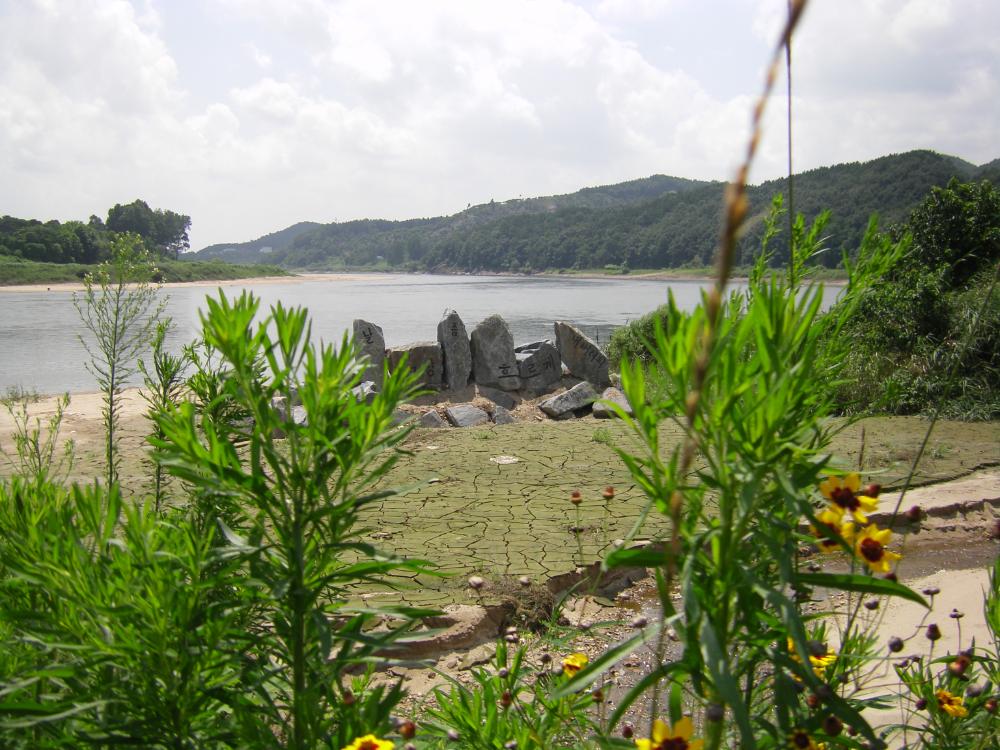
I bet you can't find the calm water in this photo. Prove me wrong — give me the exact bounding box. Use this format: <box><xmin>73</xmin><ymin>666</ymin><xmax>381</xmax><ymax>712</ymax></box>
<box><xmin>0</xmin><ymin>273</ymin><xmax>776</xmax><ymax>395</ymax></box>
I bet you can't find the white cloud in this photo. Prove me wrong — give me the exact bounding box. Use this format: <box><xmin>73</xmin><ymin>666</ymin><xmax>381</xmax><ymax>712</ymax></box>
<box><xmin>0</xmin><ymin>0</ymin><xmax>997</xmax><ymax>250</ymax></box>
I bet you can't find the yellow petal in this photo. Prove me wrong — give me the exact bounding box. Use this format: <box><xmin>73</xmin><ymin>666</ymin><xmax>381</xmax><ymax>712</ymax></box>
<box><xmin>845</xmin><ymin>473</ymin><xmax>860</xmax><ymax>492</ymax></box>
<box><xmin>651</xmin><ymin>718</ymin><xmax>671</xmax><ymax>742</ymax></box>
<box><xmin>818</xmin><ymin>477</ymin><xmax>837</xmax><ymax>499</ymax></box>
<box><xmin>673</xmin><ymin>716</ymin><xmax>694</xmax><ymax>740</ymax></box>
<box><xmin>634</xmin><ymin>741</ymin><xmax>653</xmax><ymax>750</ymax></box>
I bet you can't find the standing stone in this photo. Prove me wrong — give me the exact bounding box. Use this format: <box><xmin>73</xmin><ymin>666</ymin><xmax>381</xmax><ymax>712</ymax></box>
<box><xmin>514</xmin><ymin>340</ymin><xmax>562</xmax><ymax>394</ymax></box>
<box><xmin>554</xmin><ymin>321</ymin><xmax>610</xmax><ymax>388</ymax></box>
<box><xmin>437</xmin><ymin>309</ymin><xmax>473</xmax><ymax>391</ymax></box>
<box><xmin>592</xmin><ymin>386</ymin><xmax>633</xmax><ymax>419</ymax></box>
<box><xmin>387</xmin><ymin>342</ymin><xmax>443</xmax><ymax>388</ymax></box>
<box><xmin>538</xmin><ymin>382</ymin><xmax>599</xmax><ymax>418</ymax></box>
<box><xmin>353</xmin><ymin>319</ymin><xmax>385</xmax><ymax>388</ymax></box>
<box><xmin>470</xmin><ymin>315</ymin><xmax>521</xmax><ymax>391</ymax></box>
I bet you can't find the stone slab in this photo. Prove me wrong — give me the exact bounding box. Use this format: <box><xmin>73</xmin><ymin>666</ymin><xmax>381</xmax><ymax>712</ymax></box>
<box><xmin>477</xmin><ymin>385</ymin><xmax>516</xmax><ymax>411</ymax></box>
<box><xmin>491</xmin><ymin>405</ymin><xmax>516</xmax><ymax>425</ymax></box>
<box><xmin>419</xmin><ymin>410</ymin><xmax>448</xmax><ymax>428</ymax></box>
<box><xmin>538</xmin><ymin>382</ymin><xmax>599</xmax><ymax>418</ymax></box>
<box><xmin>554</xmin><ymin>321</ymin><xmax>610</xmax><ymax>388</ymax></box>
<box><xmin>445</xmin><ymin>403</ymin><xmax>490</xmax><ymax>428</ymax></box>
<box><xmin>593</xmin><ymin>386</ymin><xmax>633</xmax><ymax>419</ymax></box>
<box><xmin>470</xmin><ymin>315</ymin><xmax>521</xmax><ymax>391</ymax></box>
<box><xmin>353</xmin><ymin>319</ymin><xmax>386</xmax><ymax>388</ymax></box>
<box><xmin>514</xmin><ymin>340</ymin><xmax>562</xmax><ymax>394</ymax></box>
<box><xmin>437</xmin><ymin>309</ymin><xmax>473</xmax><ymax>391</ymax></box>
<box><xmin>387</xmin><ymin>341</ymin><xmax>443</xmax><ymax>388</ymax></box>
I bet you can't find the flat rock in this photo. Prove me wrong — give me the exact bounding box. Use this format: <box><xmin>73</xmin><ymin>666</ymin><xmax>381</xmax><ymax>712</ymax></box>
<box><xmin>554</xmin><ymin>321</ymin><xmax>610</xmax><ymax>388</ymax></box>
<box><xmin>387</xmin><ymin>341</ymin><xmax>443</xmax><ymax>388</ymax></box>
<box><xmin>437</xmin><ymin>309</ymin><xmax>473</xmax><ymax>391</ymax></box>
<box><xmin>419</xmin><ymin>410</ymin><xmax>448</xmax><ymax>428</ymax></box>
<box><xmin>470</xmin><ymin>315</ymin><xmax>521</xmax><ymax>391</ymax></box>
<box><xmin>593</xmin><ymin>386</ymin><xmax>633</xmax><ymax>418</ymax></box>
<box><xmin>538</xmin><ymin>382</ymin><xmax>599</xmax><ymax>418</ymax></box>
<box><xmin>477</xmin><ymin>385</ymin><xmax>516</xmax><ymax>411</ymax></box>
<box><xmin>445</xmin><ymin>403</ymin><xmax>490</xmax><ymax>428</ymax></box>
<box><xmin>353</xmin><ymin>319</ymin><xmax>386</xmax><ymax>388</ymax></box>
<box><xmin>515</xmin><ymin>340</ymin><xmax>562</xmax><ymax>394</ymax></box>
<box><xmin>491</xmin><ymin>405</ymin><xmax>516</xmax><ymax>425</ymax></box>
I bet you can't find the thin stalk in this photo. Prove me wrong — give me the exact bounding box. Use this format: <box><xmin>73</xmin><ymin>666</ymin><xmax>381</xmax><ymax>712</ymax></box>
<box><xmin>648</xmin><ymin>3</ymin><xmax>810</xmax><ymax>739</ymax></box>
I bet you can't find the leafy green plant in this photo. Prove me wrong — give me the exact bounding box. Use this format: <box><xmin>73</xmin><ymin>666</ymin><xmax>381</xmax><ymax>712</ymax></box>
<box><xmin>138</xmin><ymin>318</ymin><xmax>189</xmax><ymax>512</ymax></box>
<box><xmin>0</xmin><ymin>392</ymin><xmax>74</xmax><ymax>486</ymax></box>
<box><xmin>151</xmin><ymin>290</ymin><xmax>434</xmax><ymax>748</ymax></box>
<box><xmin>74</xmin><ymin>232</ymin><xmax>165</xmax><ymax>487</ymax></box>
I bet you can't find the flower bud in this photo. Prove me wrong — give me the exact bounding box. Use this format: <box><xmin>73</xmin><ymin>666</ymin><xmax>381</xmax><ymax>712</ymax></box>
<box><xmin>922</xmin><ymin>586</ymin><xmax>940</xmax><ymax>597</ymax></box>
<box><xmin>570</xmin><ymin>490</ymin><xmax>582</xmax><ymax>505</ymax></box>
<box><xmin>500</xmin><ymin>690</ymin><xmax>512</xmax><ymax>708</ymax></box>
<box><xmin>622</xmin><ymin>722</ymin><xmax>635</xmax><ymax>738</ymax></box>
<box><xmin>447</xmin><ymin>729</ymin><xmax>461</xmax><ymax>741</ymax></box>
<box><xmin>602</xmin><ymin>486</ymin><xmax>615</xmax><ymax>499</ymax></box>
<box><xmin>904</xmin><ymin>505</ymin><xmax>922</xmax><ymax>523</ymax></box>
<box><xmin>518</xmin><ymin>576</ymin><xmax>531</xmax><ymax>587</ymax></box>
<box><xmin>888</xmin><ymin>636</ymin><xmax>904</xmax><ymax>653</ymax></box>
<box><xmin>398</xmin><ymin>720</ymin><xmax>416</xmax><ymax>739</ymax></box>
<box><xmin>864</xmin><ymin>599</ymin><xmax>879</xmax><ymax>610</ymax></box>
<box><xmin>915</xmin><ymin>698</ymin><xmax>927</xmax><ymax>710</ymax></box>
<box><xmin>985</xmin><ymin>697</ymin><xmax>997</xmax><ymax>714</ymax></box>
<box><xmin>630</xmin><ymin>615</ymin><xmax>648</xmax><ymax>629</ymax></box>
<box><xmin>706</xmin><ymin>703</ymin><xmax>725</xmax><ymax>722</ymax></box>
<box><xmin>823</xmin><ymin>715</ymin><xmax>843</xmax><ymax>736</ymax></box>
<box><xmin>468</xmin><ymin>576</ymin><xmax>485</xmax><ymax>591</ymax></box>
<box><xmin>864</xmin><ymin>483</ymin><xmax>881</xmax><ymax>498</ymax></box>
<box><xmin>926</xmin><ymin>623</ymin><xmax>941</xmax><ymax>641</ymax></box>
<box><xmin>949</xmin><ymin>608</ymin><xmax>964</xmax><ymax>620</ymax></box>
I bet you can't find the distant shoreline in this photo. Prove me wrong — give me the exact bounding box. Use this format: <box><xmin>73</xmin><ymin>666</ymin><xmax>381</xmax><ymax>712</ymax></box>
<box><xmin>0</xmin><ymin>267</ymin><xmax>846</xmax><ymax>293</ymax></box>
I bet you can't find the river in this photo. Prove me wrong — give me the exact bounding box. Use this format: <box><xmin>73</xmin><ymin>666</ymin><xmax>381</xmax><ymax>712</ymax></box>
<box><xmin>0</xmin><ymin>273</ymin><xmax>811</xmax><ymax>395</ymax></box>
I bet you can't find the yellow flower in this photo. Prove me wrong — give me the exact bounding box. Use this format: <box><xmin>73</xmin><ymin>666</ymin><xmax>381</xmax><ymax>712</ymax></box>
<box><xmin>787</xmin><ymin>638</ymin><xmax>837</xmax><ymax>678</ymax></box>
<box><xmin>936</xmin><ymin>689</ymin><xmax>969</xmax><ymax>718</ymax></box>
<box><xmin>810</xmin><ymin>507</ymin><xmax>853</xmax><ymax>553</ymax></box>
<box><xmin>341</xmin><ymin>735</ymin><xmax>394</xmax><ymax>750</ymax></box>
<box><xmin>787</xmin><ymin>727</ymin><xmax>823</xmax><ymax>749</ymax></box>
<box><xmin>819</xmin><ymin>473</ymin><xmax>878</xmax><ymax>523</ymax></box>
<box><xmin>635</xmin><ymin>716</ymin><xmax>703</xmax><ymax>750</ymax></box>
<box><xmin>853</xmin><ymin>524</ymin><xmax>902</xmax><ymax>574</ymax></box>
<box><xmin>562</xmin><ymin>652</ymin><xmax>589</xmax><ymax>678</ymax></box>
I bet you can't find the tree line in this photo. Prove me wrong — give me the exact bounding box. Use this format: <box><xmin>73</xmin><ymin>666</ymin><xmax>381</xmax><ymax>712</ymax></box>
<box><xmin>0</xmin><ymin>199</ymin><xmax>190</xmax><ymax>265</ymax></box>
<box><xmin>193</xmin><ymin>149</ymin><xmax>999</xmax><ymax>273</ymax></box>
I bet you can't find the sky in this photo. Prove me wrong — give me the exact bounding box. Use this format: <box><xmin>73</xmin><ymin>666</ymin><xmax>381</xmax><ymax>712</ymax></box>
<box><xmin>1</xmin><ymin>0</ymin><xmax>998</xmax><ymax>251</ymax></box>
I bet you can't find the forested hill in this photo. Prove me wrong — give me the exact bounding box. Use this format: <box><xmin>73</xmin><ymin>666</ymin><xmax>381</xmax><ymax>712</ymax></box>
<box><xmin>191</xmin><ymin>150</ymin><xmax>998</xmax><ymax>272</ymax></box>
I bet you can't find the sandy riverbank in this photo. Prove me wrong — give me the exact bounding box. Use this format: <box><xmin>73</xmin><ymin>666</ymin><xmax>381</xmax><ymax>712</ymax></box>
<box><xmin>0</xmin><ymin>272</ymin><xmax>391</xmax><ymax>294</ymax></box>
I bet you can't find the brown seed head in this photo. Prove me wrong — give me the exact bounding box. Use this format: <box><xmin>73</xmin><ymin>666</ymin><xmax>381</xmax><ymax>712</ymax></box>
<box><xmin>926</xmin><ymin>623</ymin><xmax>942</xmax><ymax>641</ymax></box>
<box><xmin>398</xmin><ymin>720</ymin><xmax>416</xmax><ymax>739</ymax></box>
<box><xmin>905</xmin><ymin>505</ymin><xmax>922</xmax><ymax>523</ymax></box>
<box><xmin>602</xmin><ymin>486</ymin><xmax>615</xmax><ymax>499</ymax></box>
<box><xmin>823</xmin><ymin>715</ymin><xmax>843</xmax><ymax>737</ymax></box>
<box><xmin>570</xmin><ymin>490</ymin><xmax>582</xmax><ymax>505</ymax></box>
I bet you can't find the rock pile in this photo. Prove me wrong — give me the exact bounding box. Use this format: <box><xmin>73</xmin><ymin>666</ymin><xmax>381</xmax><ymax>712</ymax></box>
<box><xmin>347</xmin><ymin>311</ymin><xmax>631</xmax><ymax>429</ymax></box>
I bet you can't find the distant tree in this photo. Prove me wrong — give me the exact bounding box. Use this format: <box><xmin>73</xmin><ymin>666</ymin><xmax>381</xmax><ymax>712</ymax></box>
<box><xmin>107</xmin><ymin>199</ymin><xmax>191</xmax><ymax>259</ymax></box>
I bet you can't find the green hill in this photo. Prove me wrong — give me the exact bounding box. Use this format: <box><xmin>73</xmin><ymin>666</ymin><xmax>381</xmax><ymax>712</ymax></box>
<box><xmin>191</xmin><ymin>150</ymin><xmax>998</xmax><ymax>272</ymax></box>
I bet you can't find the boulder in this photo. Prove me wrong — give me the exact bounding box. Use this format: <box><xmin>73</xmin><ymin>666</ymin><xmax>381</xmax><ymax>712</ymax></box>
<box><xmin>514</xmin><ymin>340</ymin><xmax>562</xmax><ymax>394</ymax></box>
<box><xmin>437</xmin><ymin>309</ymin><xmax>473</xmax><ymax>391</ymax></box>
<box><xmin>470</xmin><ymin>315</ymin><xmax>521</xmax><ymax>391</ymax></box>
<box><xmin>353</xmin><ymin>319</ymin><xmax>386</xmax><ymax>388</ymax></box>
<box><xmin>419</xmin><ymin>410</ymin><xmax>448</xmax><ymax>428</ymax></box>
<box><xmin>554</xmin><ymin>321</ymin><xmax>610</xmax><ymax>388</ymax></box>
<box><xmin>593</xmin><ymin>386</ymin><xmax>633</xmax><ymax>419</ymax></box>
<box><xmin>477</xmin><ymin>385</ymin><xmax>516</xmax><ymax>411</ymax></box>
<box><xmin>445</xmin><ymin>403</ymin><xmax>490</xmax><ymax>428</ymax></box>
<box><xmin>491</xmin><ymin>405</ymin><xmax>516</xmax><ymax>425</ymax></box>
<box><xmin>538</xmin><ymin>382</ymin><xmax>599</xmax><ymax>419</ymax></box>
<box><xmin>387</xmin><ymin>341</ymin><xmax>443</xmax><ymax>388</ymax></box>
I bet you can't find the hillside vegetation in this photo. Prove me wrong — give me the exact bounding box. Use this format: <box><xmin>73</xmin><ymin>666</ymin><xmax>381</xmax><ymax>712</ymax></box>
<box><xmin>192</xmin><ymin>150</ymin><xmax>997</xmax><ymax>272</ymax></box>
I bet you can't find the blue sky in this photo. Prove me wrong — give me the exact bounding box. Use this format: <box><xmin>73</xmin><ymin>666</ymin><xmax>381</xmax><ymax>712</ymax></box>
<box><xmin>2</xmin><ymin>0</ymin><xmax>998</xmax><ymax>250</ymax></box>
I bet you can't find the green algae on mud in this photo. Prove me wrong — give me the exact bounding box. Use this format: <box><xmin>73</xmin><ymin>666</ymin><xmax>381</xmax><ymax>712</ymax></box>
<box><xmin>2</xmin><ymin>393</ymin><xmax>997</xmax><ymax>608</ymax></box>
